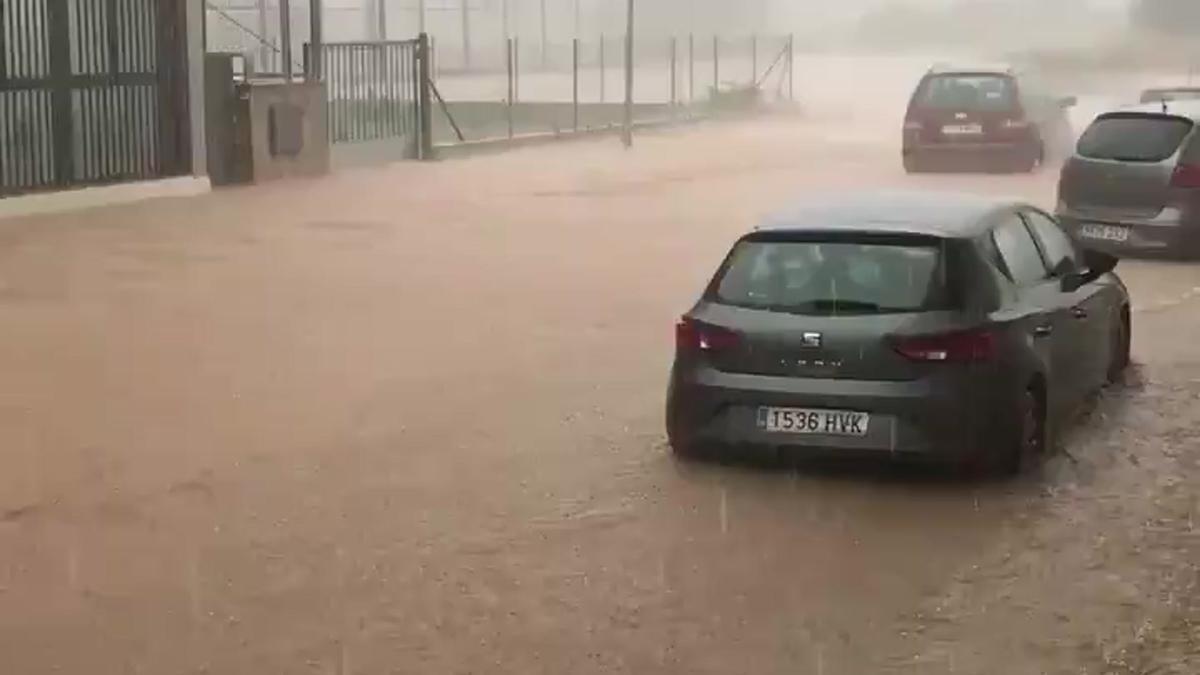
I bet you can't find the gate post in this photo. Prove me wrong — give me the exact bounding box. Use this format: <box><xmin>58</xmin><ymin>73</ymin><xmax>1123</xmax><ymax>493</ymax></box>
<box><xmin>46</xmin><ymin>0</ymin><xmax>74</xmax><ymax>186</ymax></box>
<box><xmin>751</xmin><ymin>34</ymin><xmax>757</xmax><ymax>86</ymax></box>
<box><xmin>280</xmin><ymin>0</ymin><xmax>293</xmax><ymax>81</ymax></box>
<box><xmin>787</xmin><ymin>34</ymin><xmax>795</xmax><ymax>102</ymax></box>
<box><xmin>688</xmin><ymin>33</ymin><xmax>694</xmax><ymax>104</ymax></box>
<box><xmin>186</xmin><ymin>0</ymin><xmax>208</xmax><ymax>178</ymax></box>
<box><xmin>506</xmin><ymin>38</ymin><xmax>515</xmax><ymax>138</ymax></box>
<box><xmin>308</xmin><ymin>0</ymin><xmax>324</xmax><ymax>81</ymax></box>
<box><xmin>513</xmin><ymin>37</ymin><xmax>520</xmax><ymax>102</ymax></box>
<box><xmin>417</xmin><ymin>33</ymin><xmax>434</xmax><ymax>159</ymax></box>
<box><xmin>713</xmin><ymin>35</ymin><xmax>720</xmax><ymax>94</ymax></box>
<box><xmin>669</xmin><ymin>36</ymin><xmax>677</xmax><ymax>108</ymax></box>
<box><xmin>599</xmin><ymin>35</ymin><xmax>605</xmax><ymax>104</ymax></box>
<box><xmin>573</xmin><ymin>38</ymin><xmax>580</xmax><ymax>132</ymax></box>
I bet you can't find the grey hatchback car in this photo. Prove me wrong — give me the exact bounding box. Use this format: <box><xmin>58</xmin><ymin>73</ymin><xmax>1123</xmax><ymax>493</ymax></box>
<box><xmin>666</xmin><ymin>192</ymin><xmax>1130</xmax><ymax>474</ymax></box>
<box><xmin>1058</xmin><ymin>101</ymin><xmax>1200</xmax><ymax>257</ymax></box>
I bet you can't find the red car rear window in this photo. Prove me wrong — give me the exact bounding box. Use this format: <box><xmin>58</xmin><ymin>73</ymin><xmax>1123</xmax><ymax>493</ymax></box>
<box><xmin>915</xmin><ymin>74</ymin><xmax>1017</xmax><ymax>112</ymax></box>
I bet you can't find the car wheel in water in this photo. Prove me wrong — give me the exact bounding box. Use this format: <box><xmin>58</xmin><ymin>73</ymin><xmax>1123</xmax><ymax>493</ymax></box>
<box><xmin>1107</xmin><ymin>309</ymin><xmax>1132</xmax><ymax>384</ymax></box>
<box><xmin>1018</xmin><ymin>146</ymin><xmax>1042</xmax><ymax>174</ymax></box>
<box><xmin>986</xmin><ymin>387</ymin><xmax>1044</xmax><ymax>478</ymax></box>
<box><xmin>667</xmin><ymin>424</ymin><xmax>705</xmax><ymax>461</ymax></box>
<box><xmin>670</xmin><ymin>439</ymin><xmax>701</xmax><ymax>460</ymax></box>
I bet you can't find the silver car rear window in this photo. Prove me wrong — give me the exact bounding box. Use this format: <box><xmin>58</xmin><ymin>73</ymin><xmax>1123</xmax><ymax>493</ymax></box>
<box><xmin>1077</xmin><ymin>114</ymin><xmax>1194</xmax><ymax>163</ymax></box>
<box><xmin>714</xmin><ymin>240</ymin><xmax>951</xmax><ymax>315</ymax></box>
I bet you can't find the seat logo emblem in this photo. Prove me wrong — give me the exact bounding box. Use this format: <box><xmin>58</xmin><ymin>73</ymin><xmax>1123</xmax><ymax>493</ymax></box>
<box><xmin>801</xmin><ymin>332</ymin><xmax>822</xmax><ymax>348</ymax></box>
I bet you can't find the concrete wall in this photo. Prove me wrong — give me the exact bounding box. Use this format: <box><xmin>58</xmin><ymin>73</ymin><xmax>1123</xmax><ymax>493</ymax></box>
<box><xmin>245</xmin><ymin>81</ymin><xmax>332</xmax><ymax>182</ymax></box>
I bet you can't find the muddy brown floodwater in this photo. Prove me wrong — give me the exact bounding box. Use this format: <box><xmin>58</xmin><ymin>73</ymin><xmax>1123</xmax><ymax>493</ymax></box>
<box><xmin>4</xmin><ymin>68</ymin><xmax>1200</xmax><ymax>675</ymax></box>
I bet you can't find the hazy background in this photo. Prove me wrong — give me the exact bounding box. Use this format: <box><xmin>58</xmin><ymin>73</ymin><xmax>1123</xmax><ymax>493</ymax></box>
<box><xmin>206</xmin><ymin>1</ymin><xmax>1200</xmax><ymax>88</ymax></box>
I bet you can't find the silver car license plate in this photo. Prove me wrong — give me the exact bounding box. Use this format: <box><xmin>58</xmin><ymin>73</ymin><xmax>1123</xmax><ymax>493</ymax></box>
<box><xmin>941</xmin><ymin>124</ymin><xmax>983</xmax><ymax>135</ymax></box>
<box><xmin>1079</xmin><ymin>223</ymin><xmax>1130</xmax><ymax>242</ymax></box>
<box><xmin>759</xmin><ymin>407</ymin><xmax>870</xmax><ymax>436</ymax></box>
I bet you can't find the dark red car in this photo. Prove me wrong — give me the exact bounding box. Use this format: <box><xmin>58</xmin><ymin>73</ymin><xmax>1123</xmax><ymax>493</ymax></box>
<box><xmin>903</xmin><ymin>64</ymin><xmax>1076</xmax><ymax>174</ymax></box>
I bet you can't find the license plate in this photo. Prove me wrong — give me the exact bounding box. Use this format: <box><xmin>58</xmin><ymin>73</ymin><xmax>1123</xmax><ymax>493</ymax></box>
<box><xmin>1079</xmin><ymin>223</ymin><xmax>1130</xmax><ymax>242</ymax></box>
<box><xmin>759</xmin><ymin>407</ymin><xmax>870</xmax><ymax>436</ymax></box>
<box><xmin>942</xmin><ymin>124</ymin><xmax>983</xmax><ymax>135</ymax></box>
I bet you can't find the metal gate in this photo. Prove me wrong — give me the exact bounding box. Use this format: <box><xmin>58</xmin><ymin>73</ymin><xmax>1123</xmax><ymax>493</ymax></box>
<box><xmin>0</xmin><ymin>0</ymin><xmax>192</xmax><ymax>197</ymax></box>
<box><xmin>317</xmin><ymin>38</ymin><xmax>426</xmax><ymax>156</ymax></box>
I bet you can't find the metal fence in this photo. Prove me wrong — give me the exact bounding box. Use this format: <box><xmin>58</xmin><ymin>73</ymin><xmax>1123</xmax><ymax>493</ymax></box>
<box><xmin>205</xmin><ymin>0</ymin><xmax>310</xmax><ymax>76</ymax></box>
<box><xmin>1</xmin><ymin>0</ymin><xmax>191</xmax><ymax>197</ymax></box>
<box><xmin>317</xmin><ymin>38</ymin><xmax>423</xmax><ymax>149</ymax></box>
<box><xmin>430</xmin><ymin>33</ymin><xmax>795</xmax><ymax>105</ymax></box>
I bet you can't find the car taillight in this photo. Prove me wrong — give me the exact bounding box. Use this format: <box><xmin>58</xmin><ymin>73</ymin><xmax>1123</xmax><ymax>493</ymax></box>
<box><xmin>1002</xmin><ymin>118</ymin><xmax>1031</xmax><ymax>129</ymax></box>
<box><xmin>903</xmin><ymin>120</ymin><xmax>923</xmax><ymax>131</ymax></box>
<box><xmin>892</xmin><ymin>329</ymin><xmax>996</xmax><ymax>363</ymax></box>
<box><xmin>676</xmin><ymin>318</ymin><xmax>740</xmax><ymax>353</ymax></box>
<box><xmin>1171</xmin><ymin>163</ymin><xmax>1200</xmax><ymax>189</ymax></box>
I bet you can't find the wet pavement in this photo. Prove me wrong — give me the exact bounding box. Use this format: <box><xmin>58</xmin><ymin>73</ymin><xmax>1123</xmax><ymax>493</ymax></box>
<box><xmin>4</xmin><ymin>71</ymin><xmax>1200</xmax><ymax>674</ymax></box>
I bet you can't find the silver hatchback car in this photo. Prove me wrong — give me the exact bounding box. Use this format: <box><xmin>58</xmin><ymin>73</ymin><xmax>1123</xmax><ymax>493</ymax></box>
<box><xmin>1057</xmin><ymin>101</ymin><xmax>1200</xmax><ymax>257</ymax></box>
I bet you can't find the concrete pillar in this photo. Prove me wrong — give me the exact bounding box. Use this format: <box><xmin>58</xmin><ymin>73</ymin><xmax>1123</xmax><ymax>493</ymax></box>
<box><xmin>187</xmin><ymin>0</ymin><xmax>208</xmax><ymax>177</ymax></box>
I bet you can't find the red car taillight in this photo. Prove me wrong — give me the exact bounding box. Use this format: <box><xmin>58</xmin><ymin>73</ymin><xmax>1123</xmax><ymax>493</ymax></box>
<box><xmin>892</xmin><ymin>329</ymin><xmax>996</xmax><ymax>363</ymax></box>
<box><xmin>676</xmin><ymin>317</ymin><xmax>740</xmax><ymax>353</ymax></box>
<box><xmin>1171</xmin><ymin>163</ymin><xmax>1200</xmax><ymax>189</ymax></box>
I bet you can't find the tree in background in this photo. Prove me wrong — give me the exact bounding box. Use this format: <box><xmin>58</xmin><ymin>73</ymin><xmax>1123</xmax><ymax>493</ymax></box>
<box><xmin>1131</xmin><ymin>0</ymin><xmax>1200</xmax><ymax>34</ymax></box>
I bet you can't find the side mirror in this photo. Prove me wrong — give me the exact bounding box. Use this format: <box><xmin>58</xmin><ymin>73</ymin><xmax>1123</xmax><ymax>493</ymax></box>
<box><xmin>1082</xmin><ymin>248</ymin><xmax>1118</xmax><ymax>275</ymax></box>
<box><xmin>1061</xmin><ymin>273</ymin><xmax>1086</xmax><ymax>293</ymax></box>
<box><xmin>1060</xmin><ymin>249</ymin><xmax>1118</xmax><ymax>293</ymax></box>
<box><xmin>1059</xmin><ymin>96</ymin><xmax>1078</xmax><ymax>108</ymax></box>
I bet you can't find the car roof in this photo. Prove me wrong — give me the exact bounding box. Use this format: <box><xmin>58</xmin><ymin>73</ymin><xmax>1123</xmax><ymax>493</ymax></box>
<box><xmin>926</xmin><ymin>62</ymin><xmax>1015</xmax><ymax>77</ymax></box>
<box><xmin>1107</xmin><ymin>99</ymin><xmax>1200</xmax><ymax>121</ymax></box>
<box><xmin>1142</xmin><ymin>86</ymin><xmax>1200</xmax><ymax>93</ymax></box>
<box><xmin>757</xmin><ymin>191</ymin><xmax>1024</xmax><ymax>239</ymax></box>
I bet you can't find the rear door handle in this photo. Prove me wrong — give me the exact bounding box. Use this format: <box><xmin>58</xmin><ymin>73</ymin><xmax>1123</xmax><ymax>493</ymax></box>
<box><xmin>1033</xmin><ymin>325</ymin><xmax>1054</xmax><ymax>338</ymax></box>
<box><xmin>1071</xmin><ymin>307</ymin><xmax>1089</xmax><ymax>319</ymax></box>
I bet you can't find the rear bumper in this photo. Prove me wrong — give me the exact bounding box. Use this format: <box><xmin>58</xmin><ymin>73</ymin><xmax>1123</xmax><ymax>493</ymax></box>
<box><xmin>666</xmin><ymin>365</ymin><xmax>1017</xmax><ymax>463</ymax></box>
<box><xmin>904</xmin><ymin>140</ymin><xmax>1037</xmax><ymax>168</ymax></box>
<box><xmin>1057</xmin><ymin>209</ymin><xmax>1200</xmax><ymax>256</ymax></box>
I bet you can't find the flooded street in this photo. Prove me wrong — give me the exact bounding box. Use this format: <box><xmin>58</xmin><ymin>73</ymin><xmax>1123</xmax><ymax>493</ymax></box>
<box><xmin>4</xmin><ymin>58</ymin><xmax>1200</xmax><ymax>674</ymax></box>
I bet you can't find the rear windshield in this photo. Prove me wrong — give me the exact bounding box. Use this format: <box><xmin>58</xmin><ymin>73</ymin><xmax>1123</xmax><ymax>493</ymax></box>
<box><xmin>713</xmin><ymin>239</ymin><xmax>952</xmax><ymax>315</ymax></box>
<box><xmin>1077</xmin><ymin>114</ymin><xmax>1194</xmax><ymax>162</ymax></box>
<box><xmin>915</xmin><ymin>74</ymin><xmax>1016</xmax><ymax>111</ymax></box>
